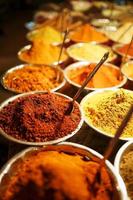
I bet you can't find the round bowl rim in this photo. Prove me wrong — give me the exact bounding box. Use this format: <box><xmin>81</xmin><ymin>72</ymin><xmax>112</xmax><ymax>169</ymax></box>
<box><xmin>113</xmin><ymin>43</ymin><xmax>133</xmax><ymax>60</ymax></box>
<box><xmin>114</xmin><ymin>141</ymin><xmax>133</xmax><ymax>173</ymax></box>
<box><xmin>0</xmin><ymin>91</ymin><xmax>84</xmax><ymax>146</ymax></box>
<box><xmin>67</xmin><ymin>42</ymin><xmax>117</xmax><ymax>62</ymax></box>
<box><xmin>64</xmin><ymin>61</ymin><xmax>127</xmax><ymax>91</ymax></box>
<box><xmin>0</xmin><ymin>142</ymin><xmax>128</xmax><ymax>200</ymax></box>
<box><xmin>121</xmin><ymin>60</ymin><xmax>133</xmax><ymax>81</ymax></box>
<box><xmin>1</xmin><ymin>64</ymin><xmax>66</xmax><ymax>94</ymax></box>
<box><xmin>18</xmin><ymin>45</ymin><xmax>68</xmax><ymax>65</ymax></box>
<box><xmin>80</xmin><ymin>88</ymin><xmax>133</xmax><ymax>141</ymax></box>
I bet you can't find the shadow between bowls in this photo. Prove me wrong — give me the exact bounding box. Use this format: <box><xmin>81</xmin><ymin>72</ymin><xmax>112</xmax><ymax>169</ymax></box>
<box><xmin>0</xmin><ymin>91</ymin><xmax>84</xmax><ymax>146</ymax></box>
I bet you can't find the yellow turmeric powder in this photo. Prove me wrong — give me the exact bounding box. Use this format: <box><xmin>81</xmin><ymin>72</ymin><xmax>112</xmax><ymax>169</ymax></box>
<box><xmin>82</xmin><ymin>89</ymin><xmax>133</xmax><ymax>138</ymax></box>
<box><xmin>27</xmin><ymin>26</ymin><xmax>64</xmax><ymax>44</ymax></box>
<box><xmin>18</xmin><ymin>41</ymin><xmax>68</xmax><ymax>65</ymax></box>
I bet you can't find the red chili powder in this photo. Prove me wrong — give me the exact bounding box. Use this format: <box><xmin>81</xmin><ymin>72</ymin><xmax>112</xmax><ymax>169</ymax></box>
<box><xmin>0</xmin><ymin>93</ymin><xmax>81</xmax><ymax>142</ymax></box>
<box><xmin>118</xmin><ymin>42</ymin><xmax>133</xmax><ymax>56</ymax></box>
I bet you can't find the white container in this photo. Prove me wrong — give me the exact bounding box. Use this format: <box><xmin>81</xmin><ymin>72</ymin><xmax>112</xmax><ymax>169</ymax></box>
<box><xmin>64</xmin><ymin>61</ymin><xmax>127</xmax><ymax>91</ymax></box>
<box><xmin>0</xmin><ymin>142</ymin><xmax>128</xmax><ymax>200</ymax></box>
<box><xmin>0</xmin><ymin>92</ymin><xmax>83</xmax><ymax>146</ymax></box>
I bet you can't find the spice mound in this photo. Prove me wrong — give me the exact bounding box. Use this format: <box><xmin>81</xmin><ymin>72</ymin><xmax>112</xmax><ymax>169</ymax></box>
<box><xmin>69</xmin><ymin>24</ymin><xmax>109</xmax><ymax>43</ymax></box>
<box><xmin>27</xmin><ymin>26</ymin><xmax>64</xmax><ymax>44</ymax></box>
<box><xmin>122</xmin><ymin>62</ymin><xmax>133</xmax><ymax>80</ymax></box>
<box><xmin>3</xmin><ymin>65</ymin><xmax>64</xmax><ymax>93</ymax></box>
<box><xmin>0</xmin><ymin>93</ymin><xmax>81</xmax><ymax>143</ymax></box>
<box><xmin>0</xmin><ymin>150</ymin><xmax>118</xmax><ymax>200</ymax></box>
<box><xmin>104</xmin><ymin>22</ymin><xmax>133</xmax><ymax>44</ymax></box>
<box><xmin>81</xmin><ymin>89</ymin><xmax>133</xmax><ymax>138</ymax></box>
<box><xmin>120</xmin><ymin>147</ymin><xmax>133</xmax><ymax>199</ymax></box>
<box><xmin>66</xmin><ymin>63</ymin><xmax>123</xmax><ymax>89</ymax></box>
<box><xmin>117</xmin><ymin>42</ymin><xmax>133</xmax><ymax>57</ymax></box>
<box><xmin>18</xmin><ymin>41</ymin><xmax>68</xmax><ymax>65</ymax></box>
<box><xmin>67</xmin><ymin>43</ymin><xmax>115</xmax><ymax>62</ymax></box>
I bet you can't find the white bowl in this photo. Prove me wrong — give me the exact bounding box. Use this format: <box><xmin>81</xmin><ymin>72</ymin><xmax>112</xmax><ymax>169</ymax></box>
<box><xmin>0</xmin><ymin>92</ymin><xmax>83</xmax><ymax>146</ymax></box>
<box><xmin>80</xmin><ymin>88</ymin><xmax>133</xmax><ymax>141</ymax></box>
<box><xmin>0</xmin><ymin>142</ymin><xmax>128</xmax><ymax>200</ymax></box>
<box><xmin>2</xmin><ymin>64</ymin><xmax>66</xmax><ymax>94</ymax></box>
<box><xmin>67</xmin><ymin>43</ymin><xmax>117</xmax><ymax>63</ymax></box>
<box><xmin>114</xmin><ymin>141</ymin><xmax>133</xmax><ymax>200</ymax></box>
<box><xmin>113</xmin><ymin>43</ymin><xmax>133</xmax><ymax>60</ymax></box>
<box><xmin>64</xmin><ymin>61</ymin><xmax>127</xmax><ymax>91</ymax></box>
<box><xmin>18</xmin><ymin>45</ymin><xmax>68</xmax><ymax>65</ymax></box>
<box><xmin>121</xmin><ymin>61</ymin><xmax>133</xmax><ymax>81</ymax></box>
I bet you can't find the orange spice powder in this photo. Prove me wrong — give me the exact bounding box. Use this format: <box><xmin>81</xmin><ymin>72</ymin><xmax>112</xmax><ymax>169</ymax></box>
<box><xmin>69</xmin><ymin>24</ymin><xmax>109</xmax><ymax>43</ymax></box>
<box><xmin>0</xmin><ymin>150</ymin><xmax>116</xmax><ymax>200</ymax></box>
<box><xmin>118</xmin><ymin>42</ymin><xmax>133</xmax><ymax>57</ymax></box>
<box><xmin>67</xmin><ymin>63</ymin><xmax>123</xmax><ymax>88</ymax></box>
<box><xmin>19</xmin><ymin>41</ymin><xmax>68</xmax><ymax>65</ymax></box>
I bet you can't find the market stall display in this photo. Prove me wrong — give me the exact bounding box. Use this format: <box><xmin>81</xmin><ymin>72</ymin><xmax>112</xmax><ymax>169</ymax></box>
<box><xmin>0</xmin><ymin>0</ymin><xmax>133</xmax><ymax>198</ymax></box>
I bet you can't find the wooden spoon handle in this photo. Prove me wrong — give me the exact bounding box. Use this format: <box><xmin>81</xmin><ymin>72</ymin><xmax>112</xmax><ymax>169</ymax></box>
<box><xmin>73</xmin><ymin>52</ymin><xmax>109</xmax><ymax>102</ymax></box>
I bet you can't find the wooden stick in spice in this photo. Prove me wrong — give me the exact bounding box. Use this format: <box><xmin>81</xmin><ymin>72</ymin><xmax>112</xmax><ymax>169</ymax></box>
<box><xmin>66</xmin><ymin>52</ymin><xmax>109</xmax><ymax>114</ymax></box>
<box><xmin>91</xmin><ymin>104</ymin><xmax>133</xmax><ymax>188</ymax></box>
<box><xmin>56</xmin><ymin>28</ymin><xmax>69</xmax><ymax>81</ymax></box>
<box><xmin>121</xmin><ymin>34</ymin><xmax>133</xmax><ymax>66</ymax></box>
<box><xmin>117</xmin><ymin>24</ymin><xmax>133</xmax><ymax>43</ymax></box>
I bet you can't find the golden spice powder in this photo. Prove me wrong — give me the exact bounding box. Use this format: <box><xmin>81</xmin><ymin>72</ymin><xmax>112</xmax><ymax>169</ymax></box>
<box><xmin>18</xmin><ymin>41</ymin><xmax>68</xmax><ymax>65</ymax></box>
<box><xmin>67</xmin><ymin>64</ymin><xmax>123</xmax><ymax>89</ymax></box>
<box><xmin>82</xmin><ymin>89</ymin><xmax>133</xmax><ymax>138</ymax></box>
<box><xmin>27</xmin><ymin>26</ymin><xmax>64</xmax><ymax>44</ymax></box>
<box><xmin>3</xmin><ymin>65</ymin><xmax>64</xmax><ymax>93</ymax></box>
<box><xmin>120</xmin><ymin>149</ymin><xmax>133</xmax><ymax>199</ymax></box>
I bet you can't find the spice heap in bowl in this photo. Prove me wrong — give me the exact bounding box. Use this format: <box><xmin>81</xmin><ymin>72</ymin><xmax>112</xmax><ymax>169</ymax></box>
<box><xmin>2</xmin><ymin>64</ymin><xmax>65</xmax><ymax>93</ymax></box>
<box><xmin>103</xmin><ymin>22</ymin><xmax>133</xmax><ymax>44</ymax></box>
<box><xmin>121</xmin><ymin>61</ymin><xmax>133</xmax><ymax>81</ymax></box>
<box><xmin>68</xmin><ymin>24</ymin><xmax>109</xmax><ymax>43</ymax></box>
<box><xmin>0</xmin><ymin>143</ymin><xmax>127</xmax><ymax>200</ymax></box>
<box><xmin>0</xmin><ymin>92</ymin><xmax>83</xmax><ymax>145</ymax></box>
<box><xmin>113</xmin><ymin>42</ymin><xmax>133</xmax><ymax>60</ymax></box>
<box><xmin>65</xmin><ymin>62</ymin><xmax>126</xmax><ymax>91</ymax></box>
<box><xmin>26</xmin><ymin>25</ymin><xmax>64</xmax><ymax>45</ymax></box>
<box><xmin>67</xmin><ymin>43</ymin><xmax>117</xmax><ymax>63</ymax></box>
<box><xmin>80</xmin><ymin>89</ymin><xmax>133</xmax><ymax>140</ymax></box>
<box><xmin>18</xmin><ymin>41</ymin><xmax>68</xmax><ymax>65</ymax></box>
<box><xmin>114</xmin><ymin>141</ymin><xmax>133</xmax><ymax>200</ymax></box>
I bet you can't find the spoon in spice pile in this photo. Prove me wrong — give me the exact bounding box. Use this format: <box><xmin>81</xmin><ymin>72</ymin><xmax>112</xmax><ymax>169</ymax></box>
<box><xmin>56</xmin><ymin>28</ymin><xmax>69</xmax><ymax>82</ymax></box>
<box><xmin>91</xmin><ymin>104</ymin><xmax>133</xmax><ymax>189</ymax></box>
<box><xmin>65</xmin><ymin>52</ymin><xmax>109</xmax><ymax>115</ymax></box>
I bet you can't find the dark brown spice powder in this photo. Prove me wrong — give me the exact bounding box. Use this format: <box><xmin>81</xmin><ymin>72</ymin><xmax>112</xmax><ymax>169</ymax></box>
<box><xmin>0</xmin><ymin>93</ymin><xmax>81</xmax><ymax>142</ymax></box>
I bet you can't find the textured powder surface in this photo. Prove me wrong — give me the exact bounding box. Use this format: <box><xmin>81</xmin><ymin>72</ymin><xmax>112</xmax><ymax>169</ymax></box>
<box><xmin>0</xmin><ymin>150</ymin><xmax>115</xmax><ymax>200</ymax></box>
<box><xmin>4</xmin><ymin>65</ymin><xmax>63</xmax><ymax>93</ymax></box>
<box><xmin>67</xmin><ymin>64</ymin><xmax>123</xmax><ymax>88</ymax></box>
<box><xmin>120</xmin><ymin>149</ymin><xmax>133</xmax><ymax>199</ymax></box>
<box><xmin>82</xmin><ymin>89</ymin><xmax>133</xmax><ymax>138</ymax></box>
<box><xmin>0</xmin><ymin>93</ymin><xmax>81</xmax><ymax>142</ymax></box>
